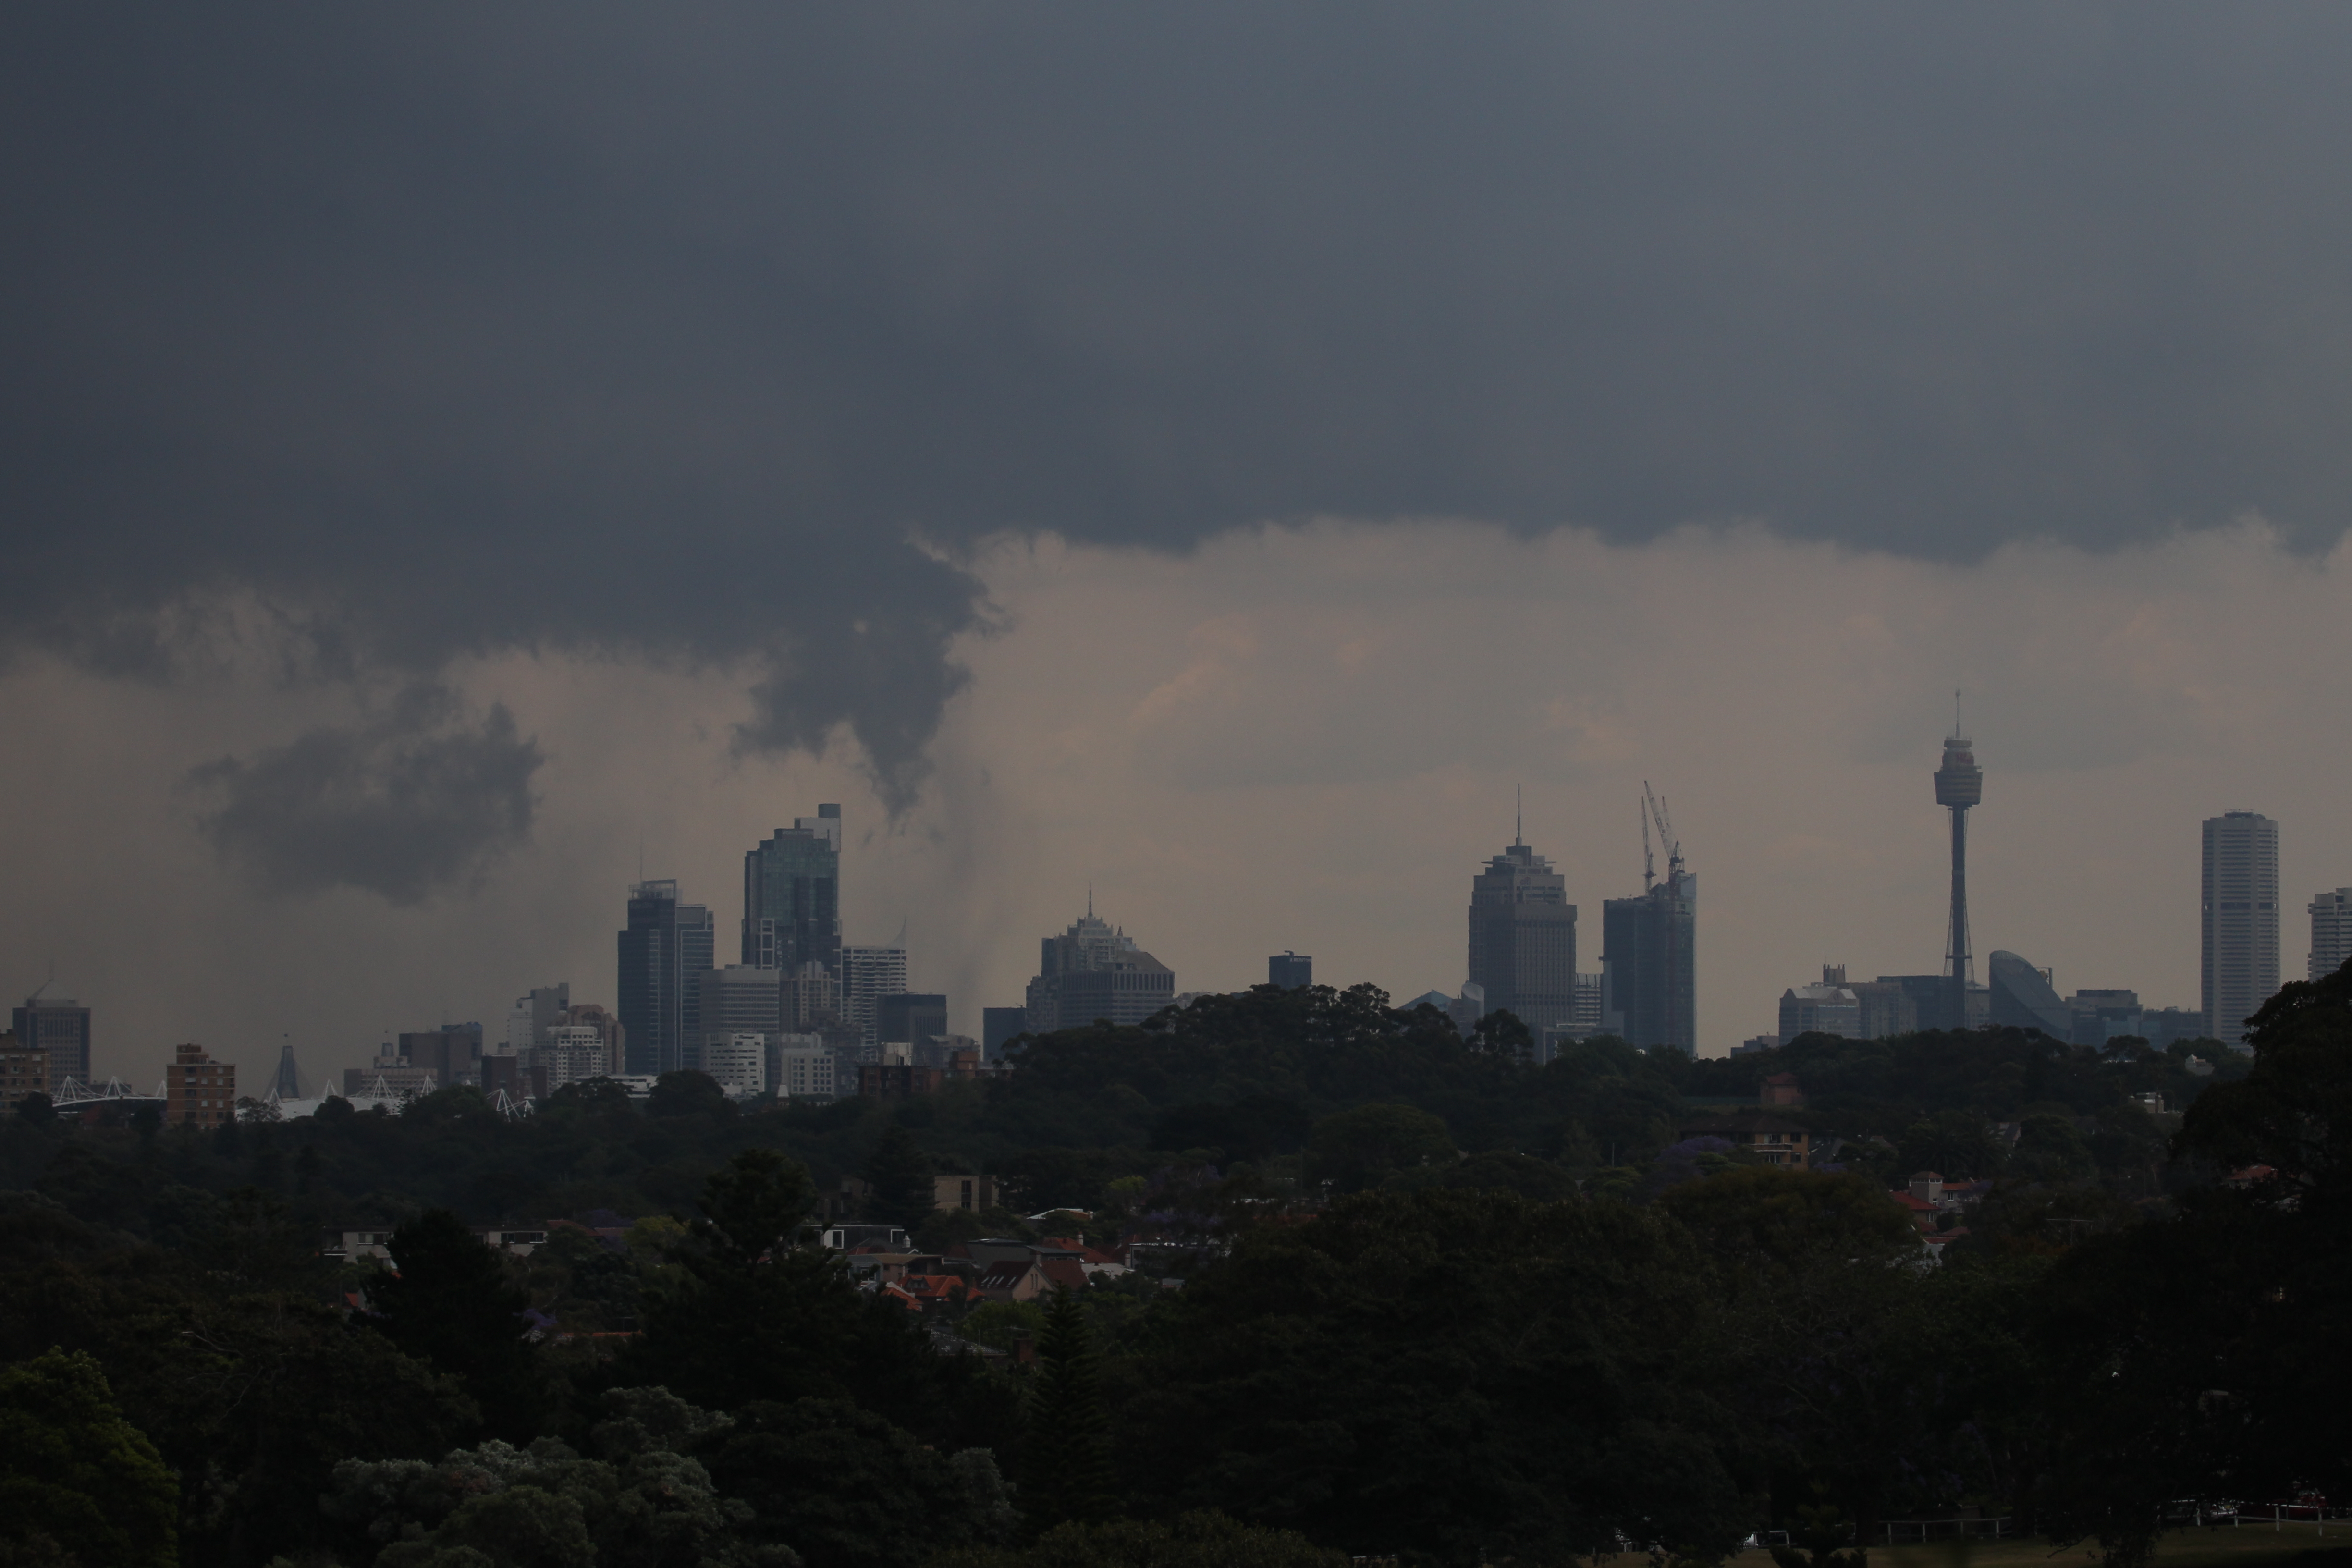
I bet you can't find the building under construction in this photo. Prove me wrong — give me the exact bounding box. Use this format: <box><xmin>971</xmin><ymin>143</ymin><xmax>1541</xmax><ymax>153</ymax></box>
<box><xmin>1600</xmin><ymin>785</ymin><xmax>1697</xmax><ymax>1054</ymax></box>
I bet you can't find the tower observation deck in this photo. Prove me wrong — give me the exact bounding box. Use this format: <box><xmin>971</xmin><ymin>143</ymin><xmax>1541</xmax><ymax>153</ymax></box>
<box><xmin>1934</xmin><ymin>720</ymin><xmax>1983</xmax><ymax>1031</ymax></box>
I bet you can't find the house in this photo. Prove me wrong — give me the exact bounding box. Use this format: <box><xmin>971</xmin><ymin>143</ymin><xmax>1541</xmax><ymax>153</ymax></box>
<box><xmin>976</xmin><ymin>1260</ymin><xmax>1051</xmax><ymax>1302</ymax></box>
<box><xmin>1760</xmin><ymin>1073</ymin><xmax>1805</xmax><ymax>1109</ymax></box>
<box><xmin>944</xmin><ymin>1237</ymin><xmax>1043</xmax><ymax>1268</ymax></box>
<box><xmin>932</xmin><ymin>1174</ymin><xmax>1002</xmax><ymax>1213</ymax></box>
<box><xmin>1675</xmin><ymin>1111</ymin><xmax>1812</xmax><ymax>1167</ymax></box>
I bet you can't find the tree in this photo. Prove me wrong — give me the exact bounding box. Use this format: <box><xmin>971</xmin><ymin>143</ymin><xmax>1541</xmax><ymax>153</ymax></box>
<box><xmin>1655</xmin><ymin>1166</ymin><xmax>1917</xmax><ymax>1275</ymax></box>
<box><xmin>12</xmin><ymin>1091</ymin><xmax>55</xmax><ymax>1129</ymax></box>
<box><xmin>1895</xmin><ymin>1108</ymin><xmax>2005</xmax><ymax>1179</ymax></box>
<box><xmin>370</xmin><ymin>1207</ymin><xmax>546</xmax><ymax>1438</ymax></box>
<box><xmin>701</xmin><ymin>1396</ymin><xmax>989</xmax><ymax>1568</ymax></box>
<box><xmin>863</xmin><ymin>1123</ymin><xmax>934</xmax><ymax>1228</ymax></box>
<box><xmin>1117</xmin><ymin>1188</ymin><xmax>1744</xmax><ymax>1563</ymax></box>
<box><xmin>0</xmin><ymin>1348</ymin><xmax>178</xmax><ymax>1568</ymax></box>
<box><xmin>931</xmin><ymin>1510</ymin><xmax>1348</xmax><ymax>1568</ymax></box>
<box><xmin>616</xmin><ymin>1151</ymin><xmax>1015</xmax><ymax>1451</ymax></box>
<box><xmin>1303</xmin><ymin>1104</ymin><xmax>1455</xmax><ymax>1192</ymax></box>
<box><xmin>1021</xmin><ymin>1287</ymin><xmax>1117</xmax><ymax>1534</ymax></box>
<box><xmin>649</xmin><ymin>1069</ymin><xmax>731</xmax><ymax>1119</ymax></box>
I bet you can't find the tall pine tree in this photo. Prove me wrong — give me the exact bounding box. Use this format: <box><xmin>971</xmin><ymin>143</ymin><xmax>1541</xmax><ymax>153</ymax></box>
<box><xmin>1020</xmin><ymin>1285</ymin><xmax>1117</xmax><ymax>1535</ymax></box>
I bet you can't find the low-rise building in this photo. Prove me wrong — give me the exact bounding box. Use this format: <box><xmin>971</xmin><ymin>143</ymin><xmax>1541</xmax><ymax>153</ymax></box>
<box><xmin>933</xmin><ymin>1174</ymin><xmax>1002</xmax><ymax>1213</ymax></box>
<box><xmin>1675</xmin><ymin>1110</ymin><xmax>1812</xmax><ymax>1167</ymax></box>
<box><xmin>0</xmin><ymin>1030</ymin><xmax>49</xmax><ymax>1112</ymax></box>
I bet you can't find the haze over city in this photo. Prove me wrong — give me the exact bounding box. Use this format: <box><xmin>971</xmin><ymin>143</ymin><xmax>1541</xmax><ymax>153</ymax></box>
<box><xmin>11</xmin><ymin>4</ymin><xmax>2352</xmax><ymax>1078</ymax></box>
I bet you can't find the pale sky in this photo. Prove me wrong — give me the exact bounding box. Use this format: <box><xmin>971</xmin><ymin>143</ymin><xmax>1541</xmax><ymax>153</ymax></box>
<box><xmin>11</xmin><ymin>517</ymin><xmax>2352</xmax><ymax>1079</ymax></box>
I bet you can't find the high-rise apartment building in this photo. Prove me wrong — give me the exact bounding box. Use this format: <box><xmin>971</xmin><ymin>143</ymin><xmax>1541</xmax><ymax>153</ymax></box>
<box><xmin>1025</xmin><ymin>905</ymin><xmax>1175</xmax><ymax>1032</ymax></box>
<box><xmin>743</xmin><ymin>807</ymin><xmax>843</xmax><ymax>974</ymax></box>
<box><xmin>167</xmin><ymin>1043</ymin><xmax>235</xmax><ymax>1129</ymax></box>
<box><xmin>618</xmin><ymin>881</ymin><xmax>717</xmax><ymax>1076</ymax></box>
<box><xmin>540</xmin><ymin>1027</ymin><xmax>610</xmax><ymax>1090</ymax></box>
<box><xmin>837</xmin><ymin>946</ymin><xmax>909</xmax><ymax>1054</ymax></box>
<box><xmin>2204</xmin><ymin>812</ymin><xmax>2280</xmax><ymax>1044</ymax></box>
<box><xmin>1600</xmin><ymin>797</ymin><xmax>1697</xmax><ymax>1053</ymax></box>
<box><xmin>1467</xmin><ymin>833</ymin><xmax>1578</xmax><ymax>1038</ymax></box>
<box><xmin>2310</xmin><ymin>888</ymin><xmax>2352</xmax><ymax>982</ymax></box>
<box><xmin>13</xmin><ymin>984</ymin><xmax>91</xmax><ymax>1087</ymax></box>
<box><xmin>1269</xmin><ymin>953</ymin><xmax>1313</xmax><ymax>990</ymax></box>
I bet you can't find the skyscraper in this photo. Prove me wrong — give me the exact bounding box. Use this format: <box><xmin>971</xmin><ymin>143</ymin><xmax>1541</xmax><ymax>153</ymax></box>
<box><xmin>1466</xmin><ymin>826</ymin><xmax>1577</xmax><ymax>1038</ymax></box>
<box><xmin>1025</xmin><ymin>904</ymin><xmax>1175</xmax><ymax>1033</ymax></box>
<box><xmin>12</xmin><ymin>984</ymin><xmax>91</xmax><ymax>1087</ymax></box>
<box><xmin>1599</xmin><ymin>790</ymin><xmax>1697</xmax><ymax>1053</ymax></box>
<box><xmin>743</xmin><ymin>807</ymin><xmax>843</xmax><ymax>974</ymax></box>
<box><xmin>2204</xmin><ymin>811</ymin><xmax>2279</xmax><ymax>1044</ymax></box>
<box><xmin>1268</xmin><ymin>952</ymin><xmax>1314</xmax><ymax>990</ymax></box>
<box><xmin>837</xmin><ymin>945</ymin><xmax>909</xmax><ymax>1056</ymax></box>
<box><xmin>618</xmin><ymin>880</ymin><xmax>717</xmax><ymax>1076</ymax></box>
<box><xmin>2310</xmin><ymin>887</ymin><xmax>2352</xmax><ymax>982</ymax></box>
<box><xmin>1933</xmin><ymin>717</ymin><xmax>1984</xmax><ymax>1034</ymax></box>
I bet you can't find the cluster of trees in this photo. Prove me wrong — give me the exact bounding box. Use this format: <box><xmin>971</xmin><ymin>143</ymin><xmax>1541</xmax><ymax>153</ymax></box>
<box><xmin>0</xmin><ymin>972</ymin><xmax>2337</xmax><ymax>1567</ymax></box>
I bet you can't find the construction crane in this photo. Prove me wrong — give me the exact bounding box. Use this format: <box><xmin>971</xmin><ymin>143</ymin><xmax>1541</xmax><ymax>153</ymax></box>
<box><xmin>1642</xmin><ymin>781</ymin><xmax>1683</xmax><ymax>893</ymax></box>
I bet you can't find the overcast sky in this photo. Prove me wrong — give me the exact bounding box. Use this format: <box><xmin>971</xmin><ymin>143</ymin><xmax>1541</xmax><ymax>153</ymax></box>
<box><xmin>7</xmin><ymin>3</ymin><xmax>2352</xmax><ymax>1077</ymax></box>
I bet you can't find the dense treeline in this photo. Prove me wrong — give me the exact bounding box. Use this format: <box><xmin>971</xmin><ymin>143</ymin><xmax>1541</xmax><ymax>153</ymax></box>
<box><xmin>0</xmin><ymin>976</ymin><xmax>2331</xmax><ymax>1568</ymax></box>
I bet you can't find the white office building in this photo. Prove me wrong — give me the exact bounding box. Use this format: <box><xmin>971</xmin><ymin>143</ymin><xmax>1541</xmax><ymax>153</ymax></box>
<box><xmin>702</xmin><ymin>1033</ymin><xmax>768</xmax><ymax>1096</ymax></box>
<box><xmin>775</xmin><ymin>1043</ymin><xmax>841</xmax><ymax>1100</ymax></box>
<box><xmin>2204</xmin><ymin>811</ymin><xmax>2280</xmax><ymax>1044</ymax></box>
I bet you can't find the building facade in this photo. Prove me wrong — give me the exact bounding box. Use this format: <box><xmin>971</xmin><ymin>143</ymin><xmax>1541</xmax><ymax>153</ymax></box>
<box><xmin>837</xmin><ymin>946</ymin><xmax>909</xmax><ymax>1054</ymax></box>
<box><xmin>877</xmin><ymin>993</ymin><xmax>948</xmax><ymax>1054</ymax></box>
<box><xmin>742</xmin><ymin>807</ymin><xmax>843</xmax><ymax>974</ymax></box>
<box><xmin>774</xmin><ymin>1041</ymin><xmax>840</xmax><ymax>1099</ymax></box>
<box><xmin>698</xmin><ymin>965</ymin><xmax>784</xmax><ymax>1070</ymax></box>
<box><xmin>1467</xmin><ymin>840</ymin><xmax>1579</xmax><ymax>1039</ymax></box>
<box><xmin>981</xmin><ymin>1006</ymin><xmax>1028</xmax><ymax>1059</ymax></box>
<box><xmin>618</xmin><ymin>880</ymin><xmax>717</xmax><ymax>1076</ymax></box>
<box><xmin>12</xmin><ymin>986</ymin><xmax>91</xmax><ymax>1087</ymax></box>
<box><xmin>701</xmin><ymin>1034</ymin><xmax>768</xmax><ymax>1096</ymax></box>
<box><xmin>168</xmin><ymin>1043</ymin><xmax>236</xmax><ymax>1129</ymax></box>
<box><xmin>1025</xmin><ymin>908</ymin><xmax>1176</xmax><ymax>1032</ymax></box>
<box><xmin>1987</xmin><ymin>950</ymin><xmax>2072</xmax><ymax>1038</ymax></box>
<box><xmin>0</xmin><ymin>1031</ymin><xmax>49</xmax><ymax>1112</ymax></box>
<box><xmin>1778</xmin><ymin>982</ymin><xmax>1861</xmax><ymax>1044</ymax></box>
<box><xmin>2204</xmin><ymin>811</ymin><xmax>2280</xmax><ymax>1044</ymax></box>
<box><xmin>2311</xmin><ymin>888</ymin><xmax>2352</xmax><ymax>982</ymax></box>
<box><xmin>1268</xmin><ymin>952</ymin><xmax>1313</xmax><ymax>990</ymax></box>
<box><xmin>1601</xmin><ymin>882</ymin><xmax>1697</xmax><ymax>1054</ymax></box>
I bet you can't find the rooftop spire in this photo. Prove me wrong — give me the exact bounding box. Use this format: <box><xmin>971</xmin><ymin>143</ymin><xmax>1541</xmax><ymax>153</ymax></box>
<box><xmin>1514</xmin><ymin>784</ymin><xmax>1522</xmax><ymax>848</ymax></box>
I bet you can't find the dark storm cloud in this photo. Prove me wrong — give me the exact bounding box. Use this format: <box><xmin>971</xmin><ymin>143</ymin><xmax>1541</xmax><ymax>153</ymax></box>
<box><xmin>186</xmin><ymin>686</ymin><xmax>541</xmax><ymax>904</ymax></box>
<box><xmin>8</xmin><ymin>2</ymin><xmax>2352</xmax><ymax>888</ymax></box>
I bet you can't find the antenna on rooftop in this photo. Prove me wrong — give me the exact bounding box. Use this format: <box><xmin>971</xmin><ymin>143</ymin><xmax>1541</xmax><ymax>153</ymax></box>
<box><xmin>1515</xmin><ymin>785</ymin><xmax>1523</xmax><ymax>848</ymax></box>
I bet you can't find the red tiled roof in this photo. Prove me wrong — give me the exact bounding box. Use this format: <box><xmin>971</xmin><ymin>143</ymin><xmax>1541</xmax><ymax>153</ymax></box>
<box><xmin>1039</xmin><ymin>1258</ymin><xmax>1089</xmax><ymax>1291</ymax></box>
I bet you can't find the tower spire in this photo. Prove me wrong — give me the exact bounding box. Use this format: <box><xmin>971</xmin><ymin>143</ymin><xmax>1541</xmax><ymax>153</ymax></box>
<box><xmin>1515</xmin><ymin>785</ymin><xmax>1522</xmax><ymax>848</ymax></box>
<box><xmin>1933</xmin><ymin>711</ymin><xmax>1985</xmax><ymax>1029</ymax></box>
